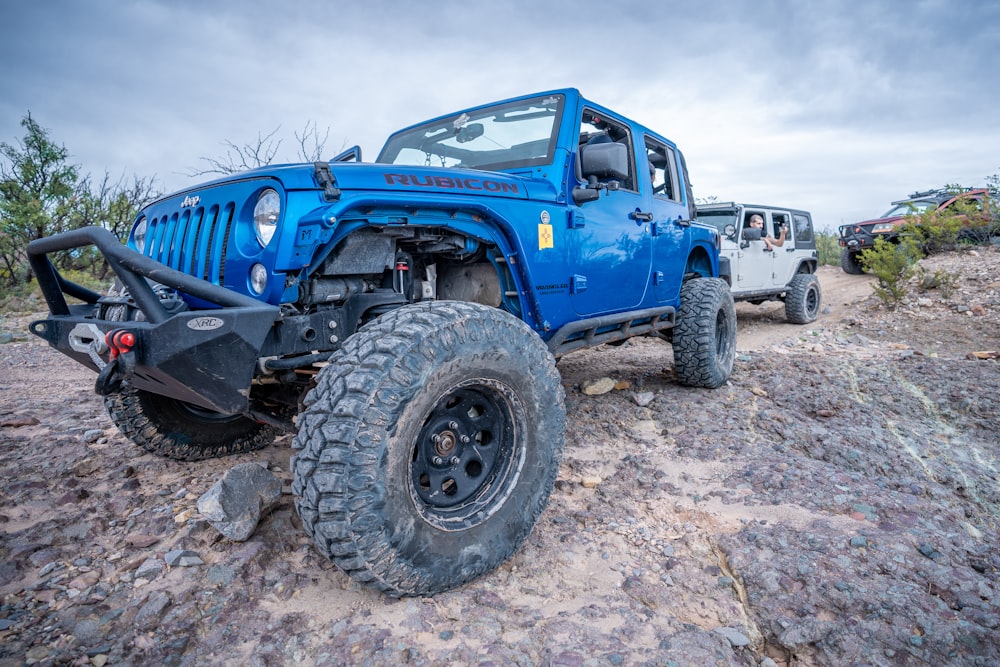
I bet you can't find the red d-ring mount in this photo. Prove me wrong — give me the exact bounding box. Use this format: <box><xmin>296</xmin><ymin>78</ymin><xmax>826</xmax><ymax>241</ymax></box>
<box><xmin>96</xmin><ymin>329</ymin><xmax>137</xmax><ymax>394</ymax></box>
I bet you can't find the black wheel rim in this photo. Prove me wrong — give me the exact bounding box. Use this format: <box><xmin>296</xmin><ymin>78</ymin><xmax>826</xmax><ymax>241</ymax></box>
<box><xmin>806</xmin><ymin>286</ymin><xmax>819</xmax><ymax>317</ymax></box>
<box><xmin>715</xmin><ymin>307</ymin><xmax>733</xmax><ymax>360</ymax></box>
<box><xmin>410</xmin><ymin>378</ymin><xmax>524</xmax><ymax>531</ymax></box>
<box><xmin>175</xmin><ymin>400</ymin><xmax>243</xmax><ymax>424</ymax></box>
<box><xmin>145</xmin><ymin>389</ymin><xmax>245</xmax><ymax>425</ymax></box>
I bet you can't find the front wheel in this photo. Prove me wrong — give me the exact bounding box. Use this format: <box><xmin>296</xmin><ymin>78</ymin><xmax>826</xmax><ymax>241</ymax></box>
<box><xmin>105</xmin><ymin>387</ymin><xmax>278</xmax><ymax>461</ymax></box>
<box><xmin>840</xmin><ymin>248</ymin><xmax>865</xmax><ymax>274</ymax></box>
<box><xmin>292</xmin><ymin>301</ymin><xmax>566</xmax><ymax>597</ymax></box>
<box><xmin>785</xmin><ymin>273</ymin><xmax>822</xmax><ymax>324</ymax></box>
<box><xmin>672</xmin><ymin>278</ymin><xmax>736</xmax><ymax>388</ymax></box>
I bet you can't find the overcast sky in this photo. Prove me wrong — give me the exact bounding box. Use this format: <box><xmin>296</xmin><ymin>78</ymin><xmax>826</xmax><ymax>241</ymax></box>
<box><xmin>2</xmin><ymin>0</ymin><xmax>998</xmax><ymax>231</ymax></box>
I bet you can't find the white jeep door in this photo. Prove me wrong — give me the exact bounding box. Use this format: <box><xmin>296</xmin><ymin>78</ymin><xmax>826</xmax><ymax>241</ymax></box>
<box><xmin>738</xmin><ymin>209</ymin><xmax>771</xmax><ymax>289</ymax></box>
<box><xmin>768</xmin><ymin>211</ymin><xmax>797</xmax><ymax>289</ymax></box>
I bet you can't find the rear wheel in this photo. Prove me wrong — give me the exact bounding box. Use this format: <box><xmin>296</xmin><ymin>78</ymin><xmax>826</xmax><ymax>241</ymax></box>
<box><xmin>840</xmin><ymin>248</ymin><xmax>865</xmax><ymax>274</ymax></box>
<box><xmin>105</xmin><ymin>387</ymin><xmax>277</xmax><ymax>461</ymax></box>
<box><xmin>785</xmin><ymin>273</ymin><xmax>822</xmax><ymax>324</ymax></box>
<box><xmin>672</xmin><ymin>278</ymin><xmax>736</xmax><ymax>388</ymax></box>
<box><xmin>292</xmin><ymin>301</ymin><xmax>565</xmax><ymax>596</ymax></box>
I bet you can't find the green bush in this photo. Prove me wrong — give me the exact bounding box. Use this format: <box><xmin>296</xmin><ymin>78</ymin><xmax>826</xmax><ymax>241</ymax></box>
<box><xmin>0</xmin><ymin>270</ymin><xmax>107</xmax><ymax>307</ymax></box>
<box><xmin>860</xmin><ymin>236</ymin><xmax>923</xmax><ymax>308</ymax></box>
<box><xmin>916</xmin><ymin>267</ymin><xmax>959</xmax><ymax>299</ymax></box>
<box><xmin>906</xmin><ymin>192</ymin><xmax>998</xmax><ymax>252</ymax></box>
<box><xmin>815</xmin><ymin>231</ymin><xmax>841</xmax><ymax>266</ymax></box>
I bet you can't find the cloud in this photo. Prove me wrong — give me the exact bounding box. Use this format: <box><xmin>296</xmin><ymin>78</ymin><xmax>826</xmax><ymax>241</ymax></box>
<box><xmin>1</xmin><ymin>0</ymin><xmax>998</xmax><ymax>232</ymax></box>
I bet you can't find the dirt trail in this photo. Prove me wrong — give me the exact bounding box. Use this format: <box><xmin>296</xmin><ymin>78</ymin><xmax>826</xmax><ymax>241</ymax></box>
<box><xmin>1</xmin><ymin>250</ymin><xmax>998</xmax><ymax>666</ymax></box>
<box><xmin>735</xmin><ymin>265</ymin><xmax>874</xmax><ymax>350</ymax></box>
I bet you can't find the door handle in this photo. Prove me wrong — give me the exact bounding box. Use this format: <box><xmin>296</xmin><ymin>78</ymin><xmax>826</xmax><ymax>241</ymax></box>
<box><xmin>630</xmin><ymin>210</ymin><xmax>653</xmax><ymax>223</ymax></box>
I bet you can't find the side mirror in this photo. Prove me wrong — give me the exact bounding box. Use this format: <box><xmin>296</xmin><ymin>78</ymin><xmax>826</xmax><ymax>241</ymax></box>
<box><xmin>743</xmin><ymin>227</ymin><xmax>763</xmax><ymax>241</ymax></box>
<box><xmin>580</xmin><ymin>142</ymin><xmax>629</xmax><ymax>181</ymax></box>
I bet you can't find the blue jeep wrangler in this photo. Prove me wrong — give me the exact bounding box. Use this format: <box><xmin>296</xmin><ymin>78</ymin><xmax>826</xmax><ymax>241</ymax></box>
<box><xmin>27</xmin><ymin>89</ymin><xmax>734</xmax><ymax>596</ymax></box>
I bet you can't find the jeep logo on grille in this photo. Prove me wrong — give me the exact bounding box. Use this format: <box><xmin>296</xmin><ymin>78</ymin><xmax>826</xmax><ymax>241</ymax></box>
<box><xmin>186</xmin><ymin>316</ymin><xmax>224</xmax><ymax>331</ymax></box>
<box><xmin>181</xmin><ymin>195</ymin><xmax>201</xmax><ymax>208</ymax></box>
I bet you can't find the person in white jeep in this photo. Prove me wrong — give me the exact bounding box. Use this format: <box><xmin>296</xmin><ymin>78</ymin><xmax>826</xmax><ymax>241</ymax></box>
<box><xmin>697</xmin><ymin>202</ymin><xmax>821</xmax><ymax>324</ymax></box>
<box><xmin>749</xmin><ymin>214</ymin><xmax>786</xmax><ymax>251</ymax></box>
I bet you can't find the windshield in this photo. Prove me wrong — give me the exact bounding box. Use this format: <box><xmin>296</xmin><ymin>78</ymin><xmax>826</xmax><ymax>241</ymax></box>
<box><xmin>697</xmin><ymin>210</ymin><xmax>738</xmax><ymax>235</ymax></box>
<box><xmin>880</xmin><ymin>200</ymin><xmax>939</xmax><ymax>217</ymax></box>
<box><xmin>377</xmin><ymin>94</ymin><xmax>564</xmax><ymax>171</ymax></box>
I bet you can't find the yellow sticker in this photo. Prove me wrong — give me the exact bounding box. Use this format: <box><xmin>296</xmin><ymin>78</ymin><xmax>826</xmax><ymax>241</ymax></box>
<box><xmin>538</xmin><ymin>223</ymin><xmax>554</xmax><ymax>250</ymax></box>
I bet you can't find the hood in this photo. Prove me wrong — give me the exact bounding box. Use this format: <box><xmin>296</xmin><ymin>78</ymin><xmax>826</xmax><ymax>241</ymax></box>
<box><xmin>158</xmin><ymin>162</ymin><xmax>534</xmax><ymax>202</ymax></box>
<box><xmin>852</xmin><ymin>214</ymin><xmax>905</xmax><ymax>227</ymax></box>
<box><xmin>329</xmin><ymin>163</ymin><xmax>531</xmax><ymax>200</ymax></box>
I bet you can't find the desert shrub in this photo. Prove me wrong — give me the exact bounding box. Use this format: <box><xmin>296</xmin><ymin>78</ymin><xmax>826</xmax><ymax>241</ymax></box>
<box><xmin>815</xmin><ymin>231</ymin><xmax>840</xmax><ymax>266</ymax></box>
<box><xmin>916</xmin><ymin>267</ymin><xmax>960</xmax><ymax>299</ymax></box>
<box><xmin>860</xmin><ymin>236</ymin><xmax>922</xmax><ymax>308</ymax></box>
<box><xmin>0</xmin><ymin>270</ymin><xmax>107</xmax><ymax>310</ymax></box>
<box><xmin>906</xmin><ymin>194</ymin><xmax>997</xmax><ymax>252</ymax></box>
<box><xmin>901</xmin><ymin>216</ymin><xmax>963</xmax><ymax>254</ymax></box>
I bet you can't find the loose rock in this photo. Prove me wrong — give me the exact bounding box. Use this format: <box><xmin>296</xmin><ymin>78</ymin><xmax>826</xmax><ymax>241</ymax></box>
<box><xmin>197</xmin><ymin>462</ymin><xmax>282</xmax><ymax>541</ymax></box>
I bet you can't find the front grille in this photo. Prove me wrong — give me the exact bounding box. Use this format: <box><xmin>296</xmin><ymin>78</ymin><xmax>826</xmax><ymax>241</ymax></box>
<box><xmin>145</xmin><ymin>202</ymin><xmax>235</xmax><ymax>285</ymax></box>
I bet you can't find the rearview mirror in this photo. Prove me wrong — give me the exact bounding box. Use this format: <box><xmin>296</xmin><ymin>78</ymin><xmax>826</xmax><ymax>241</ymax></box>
<box><xmin>456</xmin><ymin>123</ymin><xmax>485</xmax><ymax>143</ymax></box>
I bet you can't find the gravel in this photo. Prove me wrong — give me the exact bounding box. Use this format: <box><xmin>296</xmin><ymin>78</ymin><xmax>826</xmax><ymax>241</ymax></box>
<box><xmin>1</xmin><ymin>247</ymin><xmax>997</xmax><ymax>666</ymax></box>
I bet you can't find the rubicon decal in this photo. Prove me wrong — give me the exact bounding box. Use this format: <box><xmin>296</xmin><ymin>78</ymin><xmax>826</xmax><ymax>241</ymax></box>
<box><xmin>384</xmin><ymin>173</ymin><xmax>519</xmax><ymax>193</ymax></box>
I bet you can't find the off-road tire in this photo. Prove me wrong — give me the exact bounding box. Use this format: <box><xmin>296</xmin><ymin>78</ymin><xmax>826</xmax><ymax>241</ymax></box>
<box><xmin>105</xmin><ymin>386</ymin><xmax>277</xmax><ymax>461</ymax></box>
<box><xmin>291</xmin><ymin>301</ymin><xmax>566</xmax><ymax>597</ymax></box>
<box><xmin>785</xmin><ymin>273</ymin><xmax>822</xmax><ymax>324</ymax></box>
<box><xmin>672</xmin><ymin>278</ymin><xmax>736</xmax><ymax>388</ymax></box>
<box><xmin>840</xmin><ymin>249</ymin><xmax>865</xmax><ymax>275</ymax></box>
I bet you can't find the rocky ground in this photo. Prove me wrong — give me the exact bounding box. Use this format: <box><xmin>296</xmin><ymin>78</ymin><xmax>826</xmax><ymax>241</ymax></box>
<box><xmin>1</xmin><ymin>247</ymin><xmax>998</xmax><ymax>667</ymax></box>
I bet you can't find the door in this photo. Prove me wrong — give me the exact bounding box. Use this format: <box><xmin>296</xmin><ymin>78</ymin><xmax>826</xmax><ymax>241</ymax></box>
<box><xmin>568</xmin><ymin>111</ymin><xmax>652</xmax><ymax>316</ymax></box>
<box><xmin>768</xmin><ymin>211</ymin><xmax>797</xmax><ymax>288</ymax></box>
<box><xmin>738</xmin><ymin>208</ymin><xmax>771</xmax><ymax>289</ymax></box>
<box><xmin>645</xmin><ymin>136</ymin><xmax>692</xmax><ymax>302</ymax></box>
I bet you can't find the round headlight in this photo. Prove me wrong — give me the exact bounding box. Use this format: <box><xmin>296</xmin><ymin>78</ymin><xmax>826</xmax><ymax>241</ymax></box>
<box><xmin>132</xmin><ymin>216</ymin><xmax>147</xmax><ymax>252</ymax></box>
<box><xmin>253</xmin><ymin>189</ymin><xmax>280</xmax><ymax>247</ymax></box>
<box><xmin>249</xmin><ymin>263</ymin><xmax>268</xmax><ymax>295</ymax></box>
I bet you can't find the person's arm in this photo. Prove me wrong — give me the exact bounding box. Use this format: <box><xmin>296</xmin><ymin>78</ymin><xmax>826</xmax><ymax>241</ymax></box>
<box><xmin>767</xmin><ymin>227</ymin><xmax>786</xmax><ymax>248</ymax></box>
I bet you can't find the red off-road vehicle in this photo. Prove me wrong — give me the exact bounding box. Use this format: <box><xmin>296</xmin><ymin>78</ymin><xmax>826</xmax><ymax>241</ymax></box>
<box><xmin>838</xmin><ymin>188</ymin><xmax>994</xmax><ymax>274</ymax></box>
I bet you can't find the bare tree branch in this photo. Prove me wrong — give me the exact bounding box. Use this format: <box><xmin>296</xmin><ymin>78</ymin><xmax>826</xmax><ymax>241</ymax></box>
<box><xmin>186</xmin><ymin>122</ymin><xmax>337</xmax><ymax>177</ymax></box>
<box><xmin>185</xmin><ymin>127</ymin><xmax>283</xmax><ymax>177</ymax></box>
<box><xmin>295</xmin><ymin>121</ymin><xmax>330</xmax><ymax>162</ymax></box>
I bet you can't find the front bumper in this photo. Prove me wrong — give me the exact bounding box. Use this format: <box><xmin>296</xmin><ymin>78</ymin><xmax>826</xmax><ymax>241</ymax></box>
<box><xmin>27</xmin><ymin>227</ymin><xmax>279</xmax><ymax>414</ymax></box>
<box><xmin>839</xmin><ymin>227</ymin><xmax>897</xmax><ymax>250</ymax></box>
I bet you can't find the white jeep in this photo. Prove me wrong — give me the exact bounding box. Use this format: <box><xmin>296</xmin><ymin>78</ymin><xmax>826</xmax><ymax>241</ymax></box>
<box><xmin>697</xmin><ymin>202</ymin><xmax>821</xmax><ymax>324</ymax></box>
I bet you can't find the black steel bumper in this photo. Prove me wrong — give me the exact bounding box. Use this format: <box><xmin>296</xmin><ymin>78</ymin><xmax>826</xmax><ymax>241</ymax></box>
<box><xmin>26</xmin><ymin>227</ymin><xmax>280</xmax><ymax>415</ymax></box>
<box><xmin>839</xmin><ymin>228</ymin><xmax>890</xmax><ymax>250</ymax></box>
